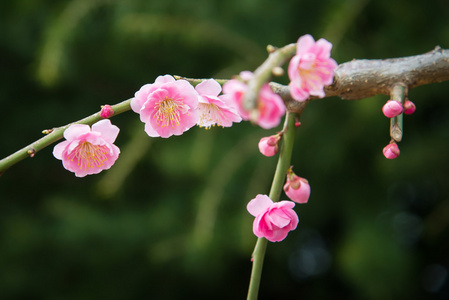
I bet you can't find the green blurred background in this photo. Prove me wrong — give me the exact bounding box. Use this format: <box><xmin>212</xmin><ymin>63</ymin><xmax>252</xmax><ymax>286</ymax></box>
<box><xmin>1</xmin><ymin>0</ymin><xmax>449</xmax><ymax>299</ymax></box>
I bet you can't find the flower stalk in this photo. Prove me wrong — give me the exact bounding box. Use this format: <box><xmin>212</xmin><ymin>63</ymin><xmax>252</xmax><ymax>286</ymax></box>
<box><xmin>390</xmin><ymin>84</ymin><xmax>407</xmax><ymax>142</ymax></box>
<box><xmin>247</xmin><ymin>111</ymin><xmax>299</xmax><ymax>300</ymax></box>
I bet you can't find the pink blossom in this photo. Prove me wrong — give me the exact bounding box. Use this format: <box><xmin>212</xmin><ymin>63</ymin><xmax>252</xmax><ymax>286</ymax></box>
<box><xmin>283</xmin><ymin>167</ymin><xmax>311</xmax><ymax>204</ymax></box>
<box><xmin>100</xmin><ymin>105</ymin><xmax>114</xmax><ymax>118</ymax></box>
<box><xmin>247</xmin><ymin>194</ymin><xmax>299</xmax><ymax>242</ymax></box>
<box><xmin>383</xmin><ymin>142</ymin><xmax>400</xmax><ymax>159</ymax></box>
<box><xmin>222</xmin><ymin>72</ymin><xmax>286</xmax><ymax>129</ymax></box>
<box><xmin>53</xmin><ymin>119</ymin><xmax>120</xmax><ymax>177</ymax></box>
<box><xmin>258</xmin><ymin>134</ymin><xmax>281</xmax><ymax>157</ymax></box>
<box><xmin>131</xmin><ymin>75</ymin><xmax>199</xmax><ymax>138</ymax></box>
<box><xmin>288</xmin><ymin>34</ymin><xmax>337</xmax><ymax>102</ymax></box>
<box><xmin>195</xmin><ymin>79</ymin><xmax>242</xmax><ymax>128</ymax></box>
<box><xmin>382</xmin><ymin>100</ymin><xmax>403</xmax><ymax>118</ymax></box>
<box><xmin>404</xmin><ymin>99</ymin><xmax>416</xmax><ymax>115</ymax></box>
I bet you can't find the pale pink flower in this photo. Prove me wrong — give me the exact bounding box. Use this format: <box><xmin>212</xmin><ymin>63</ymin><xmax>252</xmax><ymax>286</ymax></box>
<box><xmin>195</xmin><ymin>79</ymin><xmax>242</xmax><ymax>128</ymax></box>
<box><xmin>247</xmin><ymin>194</ymin><xmax>299</xmax><ymax>242</ymax></box>
<box><xmin>53</xmin><ymin>119</ymin><xmax>120</xmax><ymax>177</ymax></box>
<box><xmin>222</xmin><ymin>71</ymin><xmax>285</xmax><ymax>129</ymax></box>
<box><xmin>288</xmin><ymin>34</ymin><xmax>337</xmax><ymax>102</ymax></box>
<box><xmin>100</xmin><ymin>105</ymin><xmax>114</xmax><ymax>118</ymax></box>
<box><xmin>382</xmin><ymin>100</ymin><xmax>403</xmax><ymax>118</ymax></box>
<box><xmin>404</xmin><ymin>99</ymin><xmax>416</xmax><ymax>115</ymax></box>
<box><xmin>131</xmin><ymin>75</ymin><xmax>199</xmax><ymax>138</ymax></box>
<box><xmin>283</xmin><ymin>167</ymin><xmax>311</xmax><ymax>204</ymax></box>
<box><xmin>258</xmin><ymin>134</ymin><xmax>281</xmax><ymax>157</ymax></box>
<box><xmin>383</xmin><ymin>142</ymin><xmax>400</xmax><ymax>159</ymax></box>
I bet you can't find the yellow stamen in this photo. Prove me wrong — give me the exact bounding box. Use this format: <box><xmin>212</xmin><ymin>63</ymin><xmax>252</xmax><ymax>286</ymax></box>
<box><xmin>67</xmin><ymin>141</ymin><xmax>109</xmax><ymax>171</ymax></box>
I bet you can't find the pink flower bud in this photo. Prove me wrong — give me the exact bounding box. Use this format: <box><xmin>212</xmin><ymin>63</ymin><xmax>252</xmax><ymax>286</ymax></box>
<box><xmin>283</xmin><ymin>167</ymin><xmax>311</xmax><ymax>204</ymax></box>
<box><xmin>100</xmin><ymin>105</ymin><xmax>114</xmax><ymax>118</ymax></box>
<box><xmin>404</xmin><ymin>99</ymin><xmax>416</xmax><ymax>115</ymax></box>
<box><xmin>383</xmin><ymin>142</ymin><xmax>400</xmax><ymax>159</ymax></box>
<box><xmin>382</xmin><ymin>100</ymin><xmax>403</xmax><ymax>118</ymax></box>
<box><xmin>258</xmin><ymin>134</ymin><xmax>281</xmax><ymax>157</ymax></box>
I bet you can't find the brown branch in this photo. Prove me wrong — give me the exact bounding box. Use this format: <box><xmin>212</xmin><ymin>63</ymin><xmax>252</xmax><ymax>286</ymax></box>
<box><xmin>271</xmin><ymin>46</ymin><xmax>449</xmax><ymax>113</ymax></box>
<box><xmin>327</xmin><ymin>46</ymin><xmax>449</xmax><ymax>99</ymax></box>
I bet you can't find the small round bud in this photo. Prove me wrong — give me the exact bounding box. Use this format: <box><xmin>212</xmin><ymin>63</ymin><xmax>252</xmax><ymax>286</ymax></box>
<box><xmin>383</xmin><ymin>142</ymin><xmax>400</xmax><ymax>159</ymax></box>
<box><xmin>272</xmin><ymin>66</ymin><xmax>284</xmax><ymax>77</ymax></box>
<box><xmin>283</xmin><ymin>167</ymin><xmax>311</xmax><ymax>204</ymax></box>
<box><xmin>100</xmin><ymin>105</ymin><xmax>114</xmax><ymax>118</ymax></box>
<box><xmin>404</xmin><ymin>99</ymin><xmax>416</xmax><ymax>115</ymax></box>
<box><xmin>258</xmin><ymin>134</ymin><xmax>281</xmax><ymax>157</ymax></box>
<box><xmin>382</xmin><ymin>100</ymin><xmax>403</xmax><ymax>118</ymax></box>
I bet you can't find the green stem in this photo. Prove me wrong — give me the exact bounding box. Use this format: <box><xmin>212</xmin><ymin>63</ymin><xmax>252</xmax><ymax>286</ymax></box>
<box><xmin>243</xmin><ymin>43</ymin><xmax>297</xmax><ymax>111</ymax></box>
<box><xmin>246</xmin><ymin>111</ymin><xmax>298</xmax><ymax>300</ymax></box>
<box><xmin>0</xmin><ymin>98</ymin><xmax>132</xmax><ymax>175</ymax></box>
<box><xmin>390</xmin><ymin>84</ymin><xmax>407</xmax><ymax>142</ymax></box>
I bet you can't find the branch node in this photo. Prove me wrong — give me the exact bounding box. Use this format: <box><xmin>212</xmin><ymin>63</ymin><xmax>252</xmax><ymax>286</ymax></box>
<box><xmin>42</xmin><ymin>129</ymin><xmax>54</xmax><ymax>135</ymax></box>
<box><xmin>27</xmin><ymin>148</ymin><xmax>36</xmax><ymax>158</ymax></box>
<box><xmin>266</xmin><ymin>45</ymin><xmax>277</xmax><ymax>53</ymax></box>
<box><xmin>272</xmin><ymin>67</ymin><xmax>284</xmax><ymax>77</ymax></box>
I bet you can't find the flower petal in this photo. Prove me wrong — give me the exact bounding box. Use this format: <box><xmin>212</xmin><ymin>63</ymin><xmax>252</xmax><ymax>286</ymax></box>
<box><xmin>91</xmin><ymin>119</ymin><xmax>120</xmax><ymax>143</ymax></box>
<box><xmin>247</xmin><ymin>194</ymin><xmax>273</xmax><ymax>217</ymax></box>
<box><xmin>63</xmin><ymin>124</ymin><xmax>90</xmax><ymax>141</ymax></box>
<box><xmin>195</xmin><ymin>79</ymin><xmax>222</xmax><ymax>97</ymax></box>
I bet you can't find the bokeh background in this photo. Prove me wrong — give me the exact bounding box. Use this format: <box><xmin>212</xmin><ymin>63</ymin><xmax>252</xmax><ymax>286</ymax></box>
<box><xmin>1</xmin><ymin>0</ymin><xmax>449</xmax><ymax>299</ymax></box>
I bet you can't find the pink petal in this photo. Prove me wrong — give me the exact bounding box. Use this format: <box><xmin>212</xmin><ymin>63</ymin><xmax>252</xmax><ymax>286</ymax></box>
<box><xmin>91</xmin><ymin>119</ymin><xmax>120</xmax><ymax>143</ymax></box>
<box><xmin>296</xmin><ymin>34</ymin><xmax>315</xmax><ymax>56</ymax></box>
<box><xmin>132</xmin><ymin>83</ymin><xmax>155</xmax><ymax>113</ymax></box>
<box><xmin>144</xmin><ymin>122</ymin><xmax>161</xmax><ymax>137</ymax></box>
<box><xmin>287</xmin><ymin>55</ymin><xmax>301</xmax><ymax>82</ymax></box>
<box><xmin>52</xmin><ymin>140</ymin><xmax>70</xmax><ymax>159</ymax></box>
<box><xmin>315</xmin><ymin>38</ymin><xmax>333</xmax><ymax>59</ymax></box>
<box><xmin>63</xmin><ymin>124</ymin><xmax>90</xmax><ymax>141</ymax></box>
<box><xmin>268</xmin><ymin>210</ymin><xmax>291</xmax><ymax>228</ymax></box>
<box><xmin>195</xmin><ymin>79</ymin><xmax>222</xmax><ymax>97</ymax></box>
<box><xmin>247</xmin><ymin>194</ymin><xmax>273</xmax><ymax>217</ymax></box>
<box><xmin>154</xmin><ymin>75</ymin><xmax>176</xmax><ymax>84</ymax></box>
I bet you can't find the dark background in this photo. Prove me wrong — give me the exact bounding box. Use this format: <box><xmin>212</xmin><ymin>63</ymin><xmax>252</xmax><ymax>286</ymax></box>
<box><xmin>1</xmin><ymin>0</ymin><xmax>449</xmax><ymax>299</ymax></box>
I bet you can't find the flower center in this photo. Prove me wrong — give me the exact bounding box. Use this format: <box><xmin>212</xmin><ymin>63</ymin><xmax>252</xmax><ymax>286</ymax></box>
<box><xmin>67</xmin><ymin>141</ymin><xmax>109</xmax><ymax>170</ymax></box>
<box><xmin>154</xmin><ymin>97</ymin><xmax>183</xmax><ymax>128</ymax></box>
<box><xmin>198</xmin><ymin>103</ymin><xmax>224</xmax><ymax>128</ymax></box>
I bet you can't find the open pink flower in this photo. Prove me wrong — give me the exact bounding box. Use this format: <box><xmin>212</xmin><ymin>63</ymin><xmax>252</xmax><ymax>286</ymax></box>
<box><xmin>288</xmin><ymin>34</ymin><xmax>337</xmax><ymax>101</ymax></box>
<box><xmin>222</xmin><ymin>71</ymin><xmax>285</xmax><ymax>129</ymax></box>
<box><xmin>131</xmin><ymin>75</ymin><xmax>199</xmax><ymax>138</ymax></box>
<box><xmin>382</xmin><ymin>100</ymin><xmax>403</xmax><ymax>118</ymax></box>
<box><xmin>247</xmin><ymin>194</ymin><xmax>299</xmax><ymax>242</ymax></box>
<box><xmin>283</xmin><ymin>167</ymin><xmax>311</xmax><ymax>204</ymax></box>
<box><xmin>53</xmin><ymin>119</ymin><xmax>120</xmax><ymax>177</ymax></box>
<box><xmin>258</xmin><ymin>134</ymin><xmax>281</xmax><ymax>157</ymax></box>
<box><xmin>195</xmin><ymin>79</ymin><xmax>242</xmax><ymax>128</ymax></box>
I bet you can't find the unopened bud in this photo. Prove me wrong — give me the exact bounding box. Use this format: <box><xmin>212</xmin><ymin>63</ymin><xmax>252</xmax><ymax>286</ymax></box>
<box><xmin>283</xmin><ymin>167</ymin><xmax>311</xmax><ymax>204</ymax></box>
<box><xmin>404</xmin><ymin>99</ymin><xmax>416</xmax><ymax>115</ymax></box>
<box><xmin>382</xmin><ymin>100</ymin><xmax>403</xmax><ymax>118</ymax></box>
<box><xmin>100</xmin><ymin>105</ymin><xmax>114</xmax><ymax>118</ymax></box>
<box><xmin>272</xmin><ymin>67</ymin><xmax>284</xmax><ymax>77</ymax></box>
<box><xmin>258</xmin><ymin>134</ymin><xmax>281</xmax><ymax>157</ymax></box>
<box><xmin>383</xmin><ymin>142</ymin><xmax>400</xmax><ymax>159</ymax></box>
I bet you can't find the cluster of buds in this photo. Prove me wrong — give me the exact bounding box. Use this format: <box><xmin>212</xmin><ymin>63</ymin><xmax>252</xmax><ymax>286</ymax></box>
<box><xmin>382</xmin><ymin>98</ymin><xmax>416</xmax><ymax>159</ymax></box>
<box><xmin>382</xmin><ymin>98</ymin><xmax>416</xmax><ymax>118</ymax></box>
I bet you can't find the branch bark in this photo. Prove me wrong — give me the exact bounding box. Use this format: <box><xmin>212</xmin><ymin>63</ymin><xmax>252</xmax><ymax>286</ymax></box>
<box><xmin>276</xmin><ymin>46</ymin><xmax>449</xmax><ymax>113</ymax></box>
